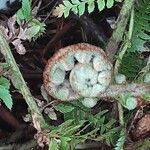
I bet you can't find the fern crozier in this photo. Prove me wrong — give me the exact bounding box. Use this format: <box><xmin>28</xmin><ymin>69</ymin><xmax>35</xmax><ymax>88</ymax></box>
<box><xmin>43</xmin><ymin>43</ymin><xmax>112</xmax><ymax>102</ymax></box>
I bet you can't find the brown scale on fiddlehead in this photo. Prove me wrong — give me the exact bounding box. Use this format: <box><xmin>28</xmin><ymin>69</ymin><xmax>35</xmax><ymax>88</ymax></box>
<box><xmin>43</xmin><ymin>43</ymin><xmax>112</xmax><ymax>107</ymax></box>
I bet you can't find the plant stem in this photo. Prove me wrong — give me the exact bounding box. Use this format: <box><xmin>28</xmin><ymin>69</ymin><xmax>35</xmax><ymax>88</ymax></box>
<box><xmin>114</xmin><ymin>7</ymin><xmax>134</xmax><ymax>75</ymax></box>
<box><xmin>101</xmin><ymin>83</ymin><xmax>150</xmax><ymax>98</ymax></box>
<box><xmin>106</xmin><ymin>0</ymin><xmax>135</xmax><ymax>60</ymax></box>
<box><xmin>118</xmin><ymin>103</ymin><xmax>124</xmax><ymax>126</ymax></box>
<box><xmin>114</xmin><ymin>9</ymin><xmax>134</xmax><ymax>141</ymax></box>
<box><xmin>59</xmin><ymin>83</ymin><xmax>150</xmax><ymax>102</ymax></box>
<box><xmin>0</xmin><ymin>30</ymin><xmax>47</xmax><ymax>129</ymax></box>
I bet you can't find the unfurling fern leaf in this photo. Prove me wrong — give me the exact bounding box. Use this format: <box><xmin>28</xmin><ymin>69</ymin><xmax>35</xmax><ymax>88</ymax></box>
<box><xmin>128</xmin><ymin>0</ymin><xmax>150</xmax><ymax>52</ymax></box>
<box><xmin>53</xmin><ymin>0</ymin><xmax>122</xmax><ymax>18</ymax></box>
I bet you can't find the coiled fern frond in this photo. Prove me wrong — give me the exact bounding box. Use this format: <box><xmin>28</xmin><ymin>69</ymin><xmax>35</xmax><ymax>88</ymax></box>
<box><xmin>128</xmin><ymin>0</ymin><xmax>150</xmax><ymax>52</ymax></box>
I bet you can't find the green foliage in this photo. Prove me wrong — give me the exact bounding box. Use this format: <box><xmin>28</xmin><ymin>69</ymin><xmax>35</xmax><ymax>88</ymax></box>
<box><xmin>54</xmin><ymin>103</ymin><xmax>75</xmax><ymax>113</ymax></box>
<box><xmin>16</xmin><ymin>0</ymin><xmax>32</xmax><ymax>23</ymax></box>
<box><xmin>142</xmin><ymin>94</ymin><xmax>150</xmax><ymax>101</ymax></box>
<box><xmin>49</xmin><ymin>119</ymin><xmax>85</xmax><ymax>149</ymax></box>
<box><xmin>114</xmin><ymin>128</ymin><xmax>126</xmax><ymax>150</ymax></box>
<box><xmin>49</xmin><ymin>138</ymin><xmax>59</xmax><ymax>150</ymax></box>
<box><xmin>53</xmin><ymin>0</ymin><xmax>121</xmax><ymax>18</ymax></box>
<box><xmin>60</xmin><ymin>137</ymin><xmax>71</xmax><ymax>150</ymax></box>
<box><xmin>87</xmin><ymin>110</ymin><xmax>117</xmax><ymax>145</ymax></box>
<box><xmin>0</xmin><ymin>77</ymin><xmax>12</xmax><ymax>110</ymax></box>
<box><xmin>16</xmin><ymin>0</ymin><xmax>46</xmax><ymax>41</ymax></box>
<box><xmin>62</xmin><ymin>101</ymin><xmax>90</xmax><ymax>123</ymax></box>
<box><xmin>25</xmin><ymin>19</ymin><xmax>46</xmax><ymax>41</ymax></box>
<box><xmin>117</xmin><ymin>94</ymin><xmax>137</xmax><ymax>110</ymax></box>
<box><xmin>119</xmin><ymin>52</ymin><xmax>146</xmax><ymax>81</ymax></box>
<box><xmin>52</xmin><ymin>101</ymin><xmax>119</xmax><ymax>149</ymax></box>
<box><xmin>128</xmin><ymin>0</ymin><xmax>150</xmax><ymax>52</ymax></box>
<box><xmin>0</xmin><ymin>76</ymin><xmax>10</xmax><ymax>89</ymax></box>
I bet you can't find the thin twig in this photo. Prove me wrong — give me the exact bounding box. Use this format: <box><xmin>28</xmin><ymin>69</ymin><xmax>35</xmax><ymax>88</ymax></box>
<box><xmin>114</xmin><ymin>8</ymin><xmax>134</xmax><ymax>128</ymax></box>
<box><xmin>114</xmin><ymin>7</ymin><xmax>134</xmax><ymax>75</ymax></box>
<box><xmin>118</xmin><ymin>103</ymin><xmax>124</xmax><ymax>126</ymax></box>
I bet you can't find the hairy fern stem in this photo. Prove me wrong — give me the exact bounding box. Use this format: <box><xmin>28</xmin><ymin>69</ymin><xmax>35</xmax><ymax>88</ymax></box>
<box><xmin>0</xmin><ymin>30</ymin><xmax>48</xmax><ymax>129</ymax></box>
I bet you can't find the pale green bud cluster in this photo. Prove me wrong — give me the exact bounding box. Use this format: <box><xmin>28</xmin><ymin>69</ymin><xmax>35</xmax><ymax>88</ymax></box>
<box><xmin>125</xmin><ymin>97</ymin><xmax>137</xmax><ymax>110</ymax></box>
<box><xmin>43</xmin><ymin>43</ymin><xmax>112</xmax><ymax>108</ymax></box>
<box><xmin>144</xmin><ymin>72</ymin><xmax>150</xmax><ymax>83</ymax></box>
<box><xmin>115</xmin><ymin>74</ymin><xmax>126</xmax><ymax>84</ymax></box>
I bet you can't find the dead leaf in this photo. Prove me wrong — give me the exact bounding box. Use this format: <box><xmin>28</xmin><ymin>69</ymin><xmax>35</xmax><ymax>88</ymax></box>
<box><xmin>17</xmin><ymin>27</ymin><xmax>29</xmax><ymax>40</ymax></box>
<box><xmin>52</xmin><ymin>4</ymin><xmax>64</xmax><ymax>18</ymax></box>
<box><xmin>7</xmin><ymin>15</ymin><xmax>17</xmax><ymax>36</ymax></box>
<box><xmin>12</xmin><ymin>39</ymin><xmax>26</xmax><ymax>55</ymax></box>
<box><xmin>32</xmin><ymin>0</ymin><xmax>42</xmax><ymax>16</ymax></box>
<box><xmin>32</xmin><ymin>112</ymin><xmax>41</xmax><ymax>131</ymax></box>
<box><xmin>0</xmin><ymin>25</ymin><xmax>9</xmax><ymax>40</ymax></box>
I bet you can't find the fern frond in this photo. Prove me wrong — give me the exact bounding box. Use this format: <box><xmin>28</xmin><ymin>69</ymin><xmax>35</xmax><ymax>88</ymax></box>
<box><xmin>53</xmin><ymin>0</ymin><xmax>121</xmax><ymax>18</ymax></box>
<box><xmin>54</xmin><ymin>102</ymin><xmax>118</xmax><ymax>145</ymax></box>
<box><xmin>119</xmin><ymin>52</ymin><xmax>146</xmax><ymax>81</ymax></box>
<box><xmin>128</xmin><ymin>0</ymin><xmax>150</xmax><ymax>52</ymax></box>
<box><xmin>114</xmin><ymin>128</ymin><xmax>126</xmax><ymax>150</ymax></box>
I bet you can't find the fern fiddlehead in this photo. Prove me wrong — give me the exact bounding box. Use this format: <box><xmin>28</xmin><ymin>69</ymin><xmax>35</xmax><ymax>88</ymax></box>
<box><xmin>43</xmin><ymin>43</ymin><xmax>150</xmax><ymax>108</ymax></box>
<box><xmin>43</xmin><ymin>43</ymin><xmax>112</xmax><ymax>107</ymax></box>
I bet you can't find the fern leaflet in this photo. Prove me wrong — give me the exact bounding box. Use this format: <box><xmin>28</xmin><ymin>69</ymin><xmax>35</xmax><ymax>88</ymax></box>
<box><xmin>53</xmin><ymin>0</ymin><xmax>122</xmax><ymax>18</ymax></box>
<box><xmin>128</xmin><ymin>0</ymin><xmax>150</xmax><ymax>52</ymax></box>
